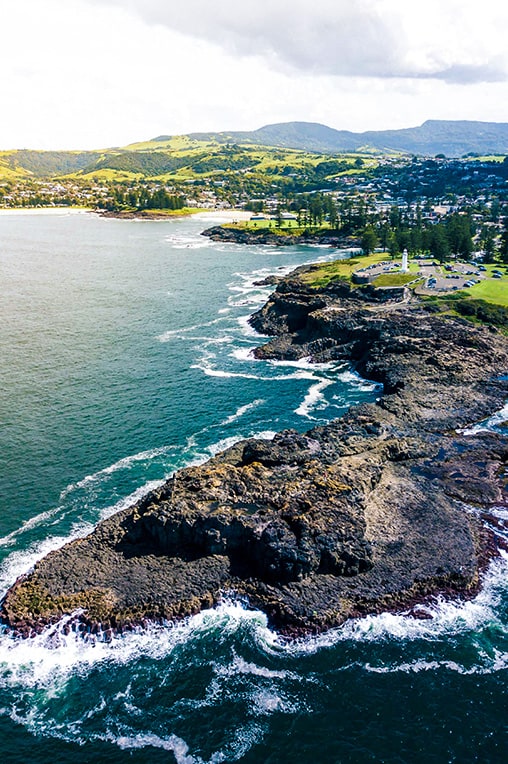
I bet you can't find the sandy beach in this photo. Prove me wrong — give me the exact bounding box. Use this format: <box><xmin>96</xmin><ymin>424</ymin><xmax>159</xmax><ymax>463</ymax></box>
<box><xmin>191</xmin><ymin>209</ymin><xmax>253</xmax><ymax>223</ymax></box>
<box><xmin>0</xmin><ymin>207</ymin><xmax>91</xmax><ymax>216</ymax></box>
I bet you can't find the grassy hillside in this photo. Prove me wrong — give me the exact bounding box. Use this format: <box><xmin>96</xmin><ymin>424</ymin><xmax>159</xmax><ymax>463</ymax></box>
<box><xmin>2</xmin><ymin>119</ymin><xmax>508</xmax><ymax>182</ymax></box>
<box><xmin>3</xmin><ymin>150</ymin><xmax>100</xmax><ymax>177</ymax></box>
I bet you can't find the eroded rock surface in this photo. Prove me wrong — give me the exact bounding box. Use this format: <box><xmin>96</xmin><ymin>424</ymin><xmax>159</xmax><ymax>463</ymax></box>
<box><xmin>2</xmin><ymin>270</ymin><xmax>507</xmax><ymax>637</ymax></box>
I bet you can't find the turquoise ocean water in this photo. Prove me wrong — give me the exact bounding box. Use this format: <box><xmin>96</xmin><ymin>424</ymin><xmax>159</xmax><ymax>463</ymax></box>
<box><xmin>0</xmin><ymin>210</ymin><xmax>506</xmax><ymax>763</ymax></box>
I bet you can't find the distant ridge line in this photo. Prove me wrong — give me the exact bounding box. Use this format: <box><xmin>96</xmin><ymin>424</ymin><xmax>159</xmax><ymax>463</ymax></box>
<box><xmin>153</xmin><ymin>119</ymin><xmax>508</xmax><ymax>157</ymax></box>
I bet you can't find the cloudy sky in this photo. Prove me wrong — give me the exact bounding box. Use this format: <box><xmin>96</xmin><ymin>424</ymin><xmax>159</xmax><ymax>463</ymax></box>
<box><xmin>2</xmin><ymin>0</ymin><xmax>508</xmax><ymax>149</ymax></box>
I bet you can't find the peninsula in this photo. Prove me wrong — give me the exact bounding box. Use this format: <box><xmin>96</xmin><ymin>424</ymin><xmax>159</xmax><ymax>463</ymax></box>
<box><xmin>2</xmin><ymin>266</ymin><xmax>507</xmax><ymax>639</ymax></box>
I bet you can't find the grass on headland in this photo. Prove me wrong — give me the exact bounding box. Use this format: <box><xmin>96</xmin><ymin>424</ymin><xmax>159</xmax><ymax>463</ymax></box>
<box><xmin>108</xmin><ymin>206</ymin><xmax>204</xmax><ymax>218</ymax></box>
<box><xmin>225</xmin><ymin>219</ymin><xmax>304</xmax><ymax>230</ymax></box>
<box><xmin>465</xmin><ymin>270</ymin><xmax>508</xmax><ymax>307</ymax></box>
<box><xmin>299</xmin><ymin>252</ymin><xmax>388</xmax><ymax>288</ymax></box>
<box><xmin>424</xmin><ymin>293</ymin><xmax>508</xmax><ymax>333</ymax></box>
<box><xmin>299</xmin><ymin>253</ymin><xmax>508</xmax><ymax>333</ymax></box>
<box><xmin>372</xmin><ymin>272</ymin><xmax>421</xmax><ymax>287</ymax></box>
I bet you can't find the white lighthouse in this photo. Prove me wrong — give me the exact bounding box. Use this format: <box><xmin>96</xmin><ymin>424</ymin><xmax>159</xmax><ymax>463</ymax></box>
<box><xmin>401</xmin><ymin>248</ymin><xmax>409</xmax><ymax>273</ymax></box>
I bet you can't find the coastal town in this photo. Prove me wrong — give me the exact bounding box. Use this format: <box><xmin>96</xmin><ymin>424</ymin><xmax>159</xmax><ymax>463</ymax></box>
<box><xmin>2</xmin><ymin>152</ymin><xmax>508</xmax><ymax>268</ymax></box>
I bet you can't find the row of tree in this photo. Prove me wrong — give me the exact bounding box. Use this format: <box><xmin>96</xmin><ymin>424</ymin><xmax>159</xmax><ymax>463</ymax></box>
<box><xmin>105</xmin><ymin>187</ymin><xmax>186</xmax><ymax>211</ymax></box>
<box><xmin>360</xmin><ymin>213</ymin><xmax>476</xmax><ymax>261</ymax></box>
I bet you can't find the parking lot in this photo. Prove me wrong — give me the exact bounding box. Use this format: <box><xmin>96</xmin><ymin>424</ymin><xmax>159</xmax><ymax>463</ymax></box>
<box><xmin>415</xmin><ymin>261</ymin><xmax>490</xmax><ymax>294</ymax></box>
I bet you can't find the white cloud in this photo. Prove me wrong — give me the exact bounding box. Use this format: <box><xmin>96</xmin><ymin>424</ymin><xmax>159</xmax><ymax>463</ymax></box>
<box><xmin>1</xmin><ymin>0</ymin><xmax>508</xmax><ymax>149</ymax></box>
<box><xmin>90</xmin><ymin>0</ymin><xmax>508</xmax><ymax>83</ymax></box>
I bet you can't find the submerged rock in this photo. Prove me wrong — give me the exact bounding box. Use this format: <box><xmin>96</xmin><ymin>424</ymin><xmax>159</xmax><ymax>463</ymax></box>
<box><xmin>2</xmin><ymin>267</ymin><xmax>507</xmax><ymax>637</ymax></box>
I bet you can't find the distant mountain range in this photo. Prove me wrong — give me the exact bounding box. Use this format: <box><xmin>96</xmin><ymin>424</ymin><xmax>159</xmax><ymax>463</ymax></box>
<box><xmin>156</xmin><ymin>120</ymin><xmax>508</xmax><ymax>157</ymax></box>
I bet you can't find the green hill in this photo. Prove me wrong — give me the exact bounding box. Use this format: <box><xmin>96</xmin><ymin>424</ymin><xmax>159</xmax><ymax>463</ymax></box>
<box><xmin>2</xmin><ymin>120</ymin><xmax>508</xmax><ymax>183</ymax></box>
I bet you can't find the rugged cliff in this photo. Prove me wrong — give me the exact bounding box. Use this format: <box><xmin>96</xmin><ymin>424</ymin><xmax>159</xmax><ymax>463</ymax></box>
<box><xmin>2</xmin><ymin>269</ymin><xmax>507</xmax><ymax>639</ymax></box>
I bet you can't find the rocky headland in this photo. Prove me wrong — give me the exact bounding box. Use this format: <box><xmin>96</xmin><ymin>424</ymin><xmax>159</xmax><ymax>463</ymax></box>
<box><xmin>202</xmin><ymin>224</ymin><xmax>355</xmax><ymax>248</ymax></box>
<box><xmin>2</xmin><ymin>267</ymin><xmax>508</xmax><ymax>639</ymax></box>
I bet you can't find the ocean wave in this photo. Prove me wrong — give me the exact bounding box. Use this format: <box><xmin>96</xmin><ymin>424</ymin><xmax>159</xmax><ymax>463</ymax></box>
<box><xmin>0</xmin><ymin>480</ymin><xmax>165</xmax><ymax>600</ymax></box>
<box><xmin>294</xmin><ymin>379</ymin><xmax>334</xmax><ymax>419</ymax></box>
<box><xmin>58</xmin><ymin>446</ymin><xmax>171</xmax><ymax>500</ymax></box>
<box><xmin>337</xmin><ymin>368</ymin><xmax>382</xmax><ymax>392</ymax></box>
<box><xmin>107</xmin><ymin>722</ymin><xmax>266</xmax><ymax>763</ymax></box>
<box><xmin>0</xmin><ymin>506</ymin><xmax>63</xmax><ymax>549</ymax></box>
<box><xmin>236</xmin><ymin>314</ymin><xmax>261</xmax><ymax>338</ymax></box>
<box><xmin>157</xmin><ymin>317</ymin><xmax>227</xmax><ymax>343</ymax></box>
<box><xmin>364</xmin><ymin>652</ymin><xmax>508</xmax><ymax>676</ymax></box>
<box><xmin>1</xmin><ymin>553</ymin><xmax>507</xmax><ymax>759</ymax></box>
<box><xmin>219</xmin><ymin>400</ymin><xmax>265</xmax><ymax>427</ymax></box>
<box><xmin>272</xmin><ymin>553</ymin><xmax>508</xmax><ymax>659</ymax></box>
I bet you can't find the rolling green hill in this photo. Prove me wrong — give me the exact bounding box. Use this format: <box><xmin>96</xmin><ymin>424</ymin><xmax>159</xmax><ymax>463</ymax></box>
<box><xmin>2</xmin><ymin>120</ymin><xmax>508</xmax><ymax>183</ymax></box>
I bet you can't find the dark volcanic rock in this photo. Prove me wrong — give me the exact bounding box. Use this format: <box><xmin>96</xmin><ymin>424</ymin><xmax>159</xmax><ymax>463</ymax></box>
<box><xmin>2</xmin><ymin>267</ymin><xmax>507</xmax><ymax>638</ymax></box>
<box><xmin>201</xmin><ymin>225</ymin><xmax>353</xmax><ymax>248</ymax></box>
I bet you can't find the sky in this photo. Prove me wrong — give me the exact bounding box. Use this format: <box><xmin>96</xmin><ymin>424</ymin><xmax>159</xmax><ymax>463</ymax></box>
<box><xmin>2</xmin><ymin>0</ymin><xmax>508</xmax><ymax>149</ymax></box>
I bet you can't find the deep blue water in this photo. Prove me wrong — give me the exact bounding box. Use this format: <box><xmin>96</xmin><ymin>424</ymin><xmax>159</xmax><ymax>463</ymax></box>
<box><xmin>0</xmin><ymin>210</ymin><xmax>506</xmax><ymax>763</ymax></box>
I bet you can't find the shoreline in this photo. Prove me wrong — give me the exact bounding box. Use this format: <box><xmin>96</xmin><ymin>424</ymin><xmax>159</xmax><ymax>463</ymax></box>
<box><xmin>95</xmin><ymin>208</ymin><xmax>253</xmax><ymax>222</ymax></box>
<box><xmin>202</xmin><ymin>223</ymin><xmax>357</xmax><ymax>248</ymax></box>
<box><xmin>1</xmin><ymin>264</ymin><xmax>507</xmax><ymax>639</ymax></box>
<box><xmin>0</xmin><ymin>206</ymin><xmax>91</xmax><ymax>216</ymax></box>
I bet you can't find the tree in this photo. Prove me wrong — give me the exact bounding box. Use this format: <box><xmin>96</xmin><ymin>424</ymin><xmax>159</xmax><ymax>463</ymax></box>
<box><xmin>446</xmin><ymin>213</ymin><xmax>473</xmax><ymax>258</ymax></box>
<box><xmin>361</xmin><ymin>225</ymin><xmax>378</xmax><ymax>255</ymax></box>
<box><xmin>499</xmin><ymin>219</ymin><xmax>508</xmax><ymax>264</ymax></box>
<box><xmin>430</xmin><ymin>224</ymin><xmax>450</xmax><ymax>263</ymax></box>
<box><xmin>480</xmin><ymin>226</ymin><xmax>497</xmax><ymax>264</ymax></box>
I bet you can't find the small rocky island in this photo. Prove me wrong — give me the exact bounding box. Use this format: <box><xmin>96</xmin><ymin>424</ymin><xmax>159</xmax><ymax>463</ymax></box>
<box><xmin>2</xmin><ymin>267</ymin><xmax>508</xmax><ymax>638</ymax></box>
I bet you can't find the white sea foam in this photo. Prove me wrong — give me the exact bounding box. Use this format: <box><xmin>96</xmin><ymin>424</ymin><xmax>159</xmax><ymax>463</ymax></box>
<box><xmin>230</xmin><ymin>346</ymin><xmax>256</xmax><ymax>361</ymax></box>
<box><xmin>337</xmin><ymin>368</ymin><xmax>381</xmax><ymax>392</ymax></box>
<box><xmin>164</xmin><ymin>233</ymin><xmax>210</xmax><ymax>250</ymax></box>
<box><xmin>459</xmin><ymin>401</ymin><xmax>508</xmax><ymax>435</ymax></box>
<box><xmin>294</xmin><ymin>379</ymin><xmax>334</xmax><ymax>419</ymax></box>
<box><xmin>0</xmin><ymin>534</ymin><xmax>90</xmax><ymax>601</ymax></box>
<box><xmin>271</xmin><ymin>554</ymin><xmax>508</xmax><ymax>659</ymax></box>
<box><xmin>193</xmin><ymin>356</ymin><xmax>319</xmax><ymax>383</ymax></box>
<box><xmin>364</xmin><ymin>652</ymin><xmax>508</xmax><ymax>676</ymax></box>
<box><xmin>108</xmin><ymin>721</ymin><xmax>266</xmax><ymax>763</ymax></box>
<box><xmin>0</xmin><ymin>480</ymin><xmax>164</xmax><ymax>600</ymax></box>
<box><xmin>157</xmin><ymin>318</ymin><xmax>226</xmax><ymax>343</ymax></box>
<box><xmin>1</xmin><ymin>554</ymin><xmax>506</xmax><ymax>759</ymax></box>
<box><xmin>215</xmin><ymin>652</ymin><xmax>293</xmax><ymax>682</ymax></box>
<box><xmin>4</xmin><ymin>556</ymin><xmax>506</xmax><ymax>707</ymax></box>
<box><xmin>59</xmin><ymin>447</ymin><xmax>170</xmax><ymax>500</ymax></box>
<box><xmin>237</xmin><ymin>314</ymin><xmax>261</xmax><ymax>338</ymax></box>
<box><xmin>113</xmin><ymin>733</ymin><xmax>197</xmax><ymax>761</ymax></box>
<box><xmin>0</xmin><ymin>602</ymin><xmax>269</xmax><ymax>690</ymax></box>
<box><xmin>0</xmin><ymin>506</ymin><xmax>63</xmax><ymax>549</ymax></box>
<box><xmin>219</xmin><ymin>400</ymin><xmax>265</xmax><ymax>426</ymax></box>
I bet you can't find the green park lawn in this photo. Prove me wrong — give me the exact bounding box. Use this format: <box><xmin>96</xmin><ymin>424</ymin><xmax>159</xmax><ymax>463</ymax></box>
<box><xmin>467</xmin><ymin>276</ymin><xmax>508</xmax><ymax>307</ymax></box>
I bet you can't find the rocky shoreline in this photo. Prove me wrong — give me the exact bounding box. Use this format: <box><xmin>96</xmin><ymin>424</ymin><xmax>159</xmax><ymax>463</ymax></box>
<box><xmin>95</xmin><ymin>209</ymin><xmax>194</xmax><ymax>220</ymax></box>
<box><xmin>2</xmin><ymin>267</ymin><xmax>507</xmax><ymax>639</ymax></box>
<box><xmin>202</xmin><ymin>224</ymin><xmax>356</xmax><ymax>248</ymax></box>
